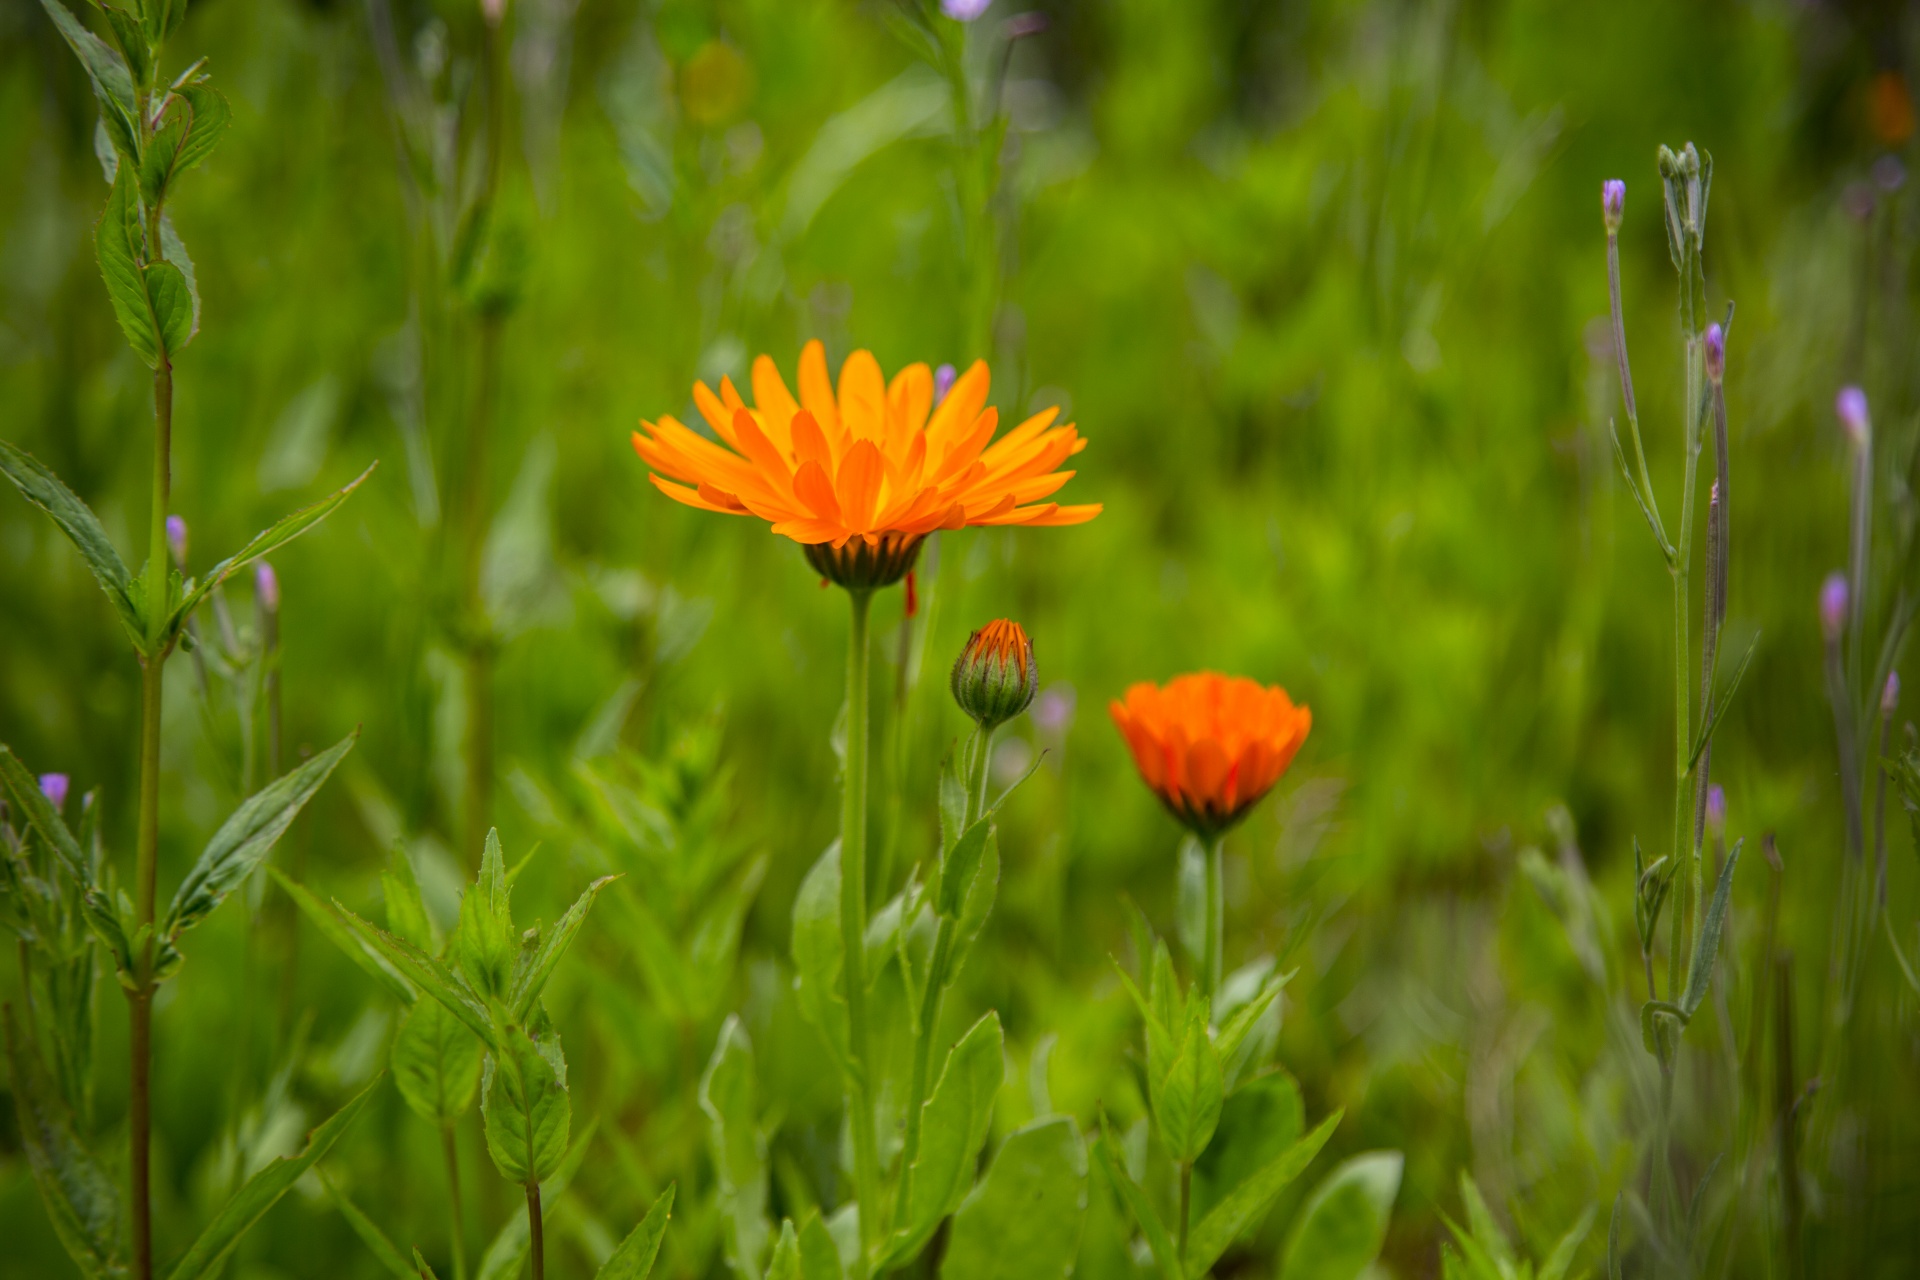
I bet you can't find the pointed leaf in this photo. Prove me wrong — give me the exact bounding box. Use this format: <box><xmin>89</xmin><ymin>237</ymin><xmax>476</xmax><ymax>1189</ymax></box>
<box><xmin>0</xmin><ymin>442</ymin><xmax>142</xmax><ymax>647</ymax></box>
<box><xmin>332</xmin><ymin>903</ymin><xmax>498</xmax><ymax>1050</ymax></box>
<box><xmin>4</xmin><ymin>1008</ymin><xmax>124</xmax><ymax>1278</ymax></box>
<box><xmin>1191</xmin><ymin>1070</ymin><xmax>1303</xmax><ymax>1227</ymax></box>
<box><xmin>392</xmin><ymin>997</ymin><xmax>483</xmax><ymax>1125</ymax></box>
<box><xmin>475</xmin><ymin>1117</ymin><xmax>599</xmax><ymax>1280</ymax></box>
<box><xmin>170</xmin><ymin>462</ymin><xmax>377</xmax><ymax>638</ymax></box>
<box><xmin>799</xmin><ymin>1214</ymin><xmax>843</xmax><ymax>1280</ymax></box>
<box><xmin>157</xmin><ymin>215</ymin><xmax>199</xmax><ymax>341</ymax></box>
<box><xmin>1275</xmin><ymin>1151</ymin><xmax>1402</xmax><ymax>1280</ymax></box>
<box><xmin>941</xmin><ymin>1117</ymin><xmax>1087</xmax><ymax>1280</ymax></box>
<box><xmin>1681</xmin><ymin>838</ymin><xmax>1742</xmax><ymax>1017</ymax></box>
<box><xmin>1538</xmin><ymin>1202</ymin><xmax>1598</xmax><ymax>1280</ymax></box>
<box><xmin>381</xmin><ymin>846</ymin><xmax>435</xmax><ymax>952</ymax></box>
<box><xmin>166</xmin><ymin>731</ymin><xmax>356</xmax><ymax>937</ymax></box>
<box><xmin>1155</xmin><ymin>1003</ymin><xmax>1222</xmax><ymax>1163</ymax></box>
<box><xmin>144</xmin><ymin>258</ymin><xmax>192</xmax><ymax>356</ymax></box>
<box><xmin>481</xmin><ymin>1024</ymin><xmax>570</xmax><ymax>1185</ymax></box>
<box><xmin>701</xmin><ymin>1015</ymin><xmax>769</xmax><ymax>1277</ymax></box>
<box><xmin>268</xmin><ymin>868</ymin><xmax>414</xmax><ymax>1005</ymax></box>
<box><xmin>94</xmin><ymin>168</ymin><xmax>159</xmax><ymax>367</ymax></box>
<box><xmin>509</xmin><ymin>874</ymin><xmax>617</xmax><ymax>1022</ymax></box>
<box><xmin>37</xmin><ymin>1</ymin><xmax>140</xmax><ymax>161</ymax></box>
<box><xmin>1092</xmin><ymin>1117</ymin><xmax>1180</xmax><ymax>1280</ymax></box>
<box><xmin>596</xmin><ymin>1184</ymin><xmax>676</xmax><ymax>1280</ymax></box>
<box><xmin>165</xmin><ymin>1077</ymin><xmax>381</xmax><ymax>1280</ymax></box>
<box><xmin>939</xmin><ymin>818</ymin><xmax>991</xmax><ymax>917</ymax></box>
<box><xmin>173</xmin><ymin>84</ymin><xmax>231</xmax><ymax>175</ymax></box>
<box><xmin>767</xmin><ymin>1221</ymin><xmax>801</xmax><ymax>1280</ymax></box>
<box><xmin>792</xmin><ymin>841</ymin><xmax>851</xmax><ymax>1076</ymax></box>
<box><xmin>0</xmin><ymin>743</ymin><xmax>91</xmax><ymax>883</ymax></box>
<box><xmin>451</xmin><ymin>828</ymin><xmax>516</xmax><ymax>1002</ymax></box>
<box><xmin>893</xmin><ymin>1012</ymin><xmax>1004</xmax><ymax>1262</ymax></box>
<box><xmin>1183</xmin><ymin>1110</ymin><xmax>1341</xmax><ymax>1278</ymax></box>
<box><xmin>1690</xmin><ymin>633</ymin><xmax>1760</xmax><ymax>768</ymax></box>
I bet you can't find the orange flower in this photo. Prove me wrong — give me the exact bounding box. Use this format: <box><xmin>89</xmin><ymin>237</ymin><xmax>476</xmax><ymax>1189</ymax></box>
<box><xmin>632</xmin><ymin>341</ymin><xmax>1100</xmax><ymax>587</ymax></box>
<box><xmin>1109</xmin><ymin>673</ymin><xmax>1312</xmax><ymax>836</ymax></box>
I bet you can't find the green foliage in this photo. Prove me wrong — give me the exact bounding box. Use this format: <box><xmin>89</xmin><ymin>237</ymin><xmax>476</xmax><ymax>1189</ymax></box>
<box><xmin>890</xmin><ymin>1011</ymin><xmax>1003</xmax><ymax>1262</ymax></box>
<box><xmin>3</xmin><ymin>1006</ymin><xmax>123</xmax><ymax>1279</ymax></box>
<box><xmin>480</xmin><ymin>1023</ymin><xmax>571</xmax><ymax>1187</ymax></box>
<box><xmin>598</xmin><ymin>1185</ymin><xmax>676</xmax><ymax>1280</ymax></box>
<box><xmin>1276</xmin><ymin>1151</ymin><xmax>1402</xmax><ymax>1280</ymax></box>
<box><xmin>700</xmin><ymin>1016</ymin><xmax>768</xmax><ymax>1278</ymax></box>
<box><xmin>941</xmin><ymin>1117</ymin><xmax>1089</xmax><ymax>1280</ymax></box>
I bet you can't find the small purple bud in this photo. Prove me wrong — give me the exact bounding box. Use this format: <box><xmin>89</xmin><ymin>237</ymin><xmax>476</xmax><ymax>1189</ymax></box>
<box><xmin>933</xmin><ymin>363</ymin><xmax>957</xmax><ymax>405</ymax></box>
<box><xmin>1602</xmin><ymin>179</ymin><xmax>1625</xmax><ymax>231</ymax></box>
<box><xmin>1704</xmin><ymin>323</ymin><xmax>1725</xmax><ymax>384</ymax></box>
<box><xmin>255</xmin><ymin>562</ymin><xmax>280</xmax><ymax>613</ymax></box>
<box><xmin>942</xmin><ymin>0</ymin><xmax>991</xmax><ymax>20</ymax></box>
<box><xmin>166</xmin><ymin>515</ymin><xmax>188</xmax><ymax>568</ymax></box>
<box><xmin>1821</xmin><ymin>573</ymin><xmax>1849</xmax><ymax>643</ymax></box>
<box><xmin>1705</xmin><ymin>784</ymin><xmax>1726</xmax><ymax>836</ymax></box>
<box><xmin>38</xmin><ymin>774</ymin><xmax>70</xmax><ymax>811</ymax></box>
<box><xmin>1836</xmin><ymin>386</ymin><xmax>1870</xmax><ymax>447</ymax></box>
<box><xmin>1005</xmin><ymin>11</ymin><xmax>1048</xmax><ymax>38</ymax></box>
<box><xmin>1885</xmin><ymin>672</ymin><xmax>1902</xmax><ymax>716</ymax></box>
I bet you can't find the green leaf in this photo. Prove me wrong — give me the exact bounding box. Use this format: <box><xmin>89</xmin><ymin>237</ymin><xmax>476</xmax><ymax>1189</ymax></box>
<box><xmin>144</xmin><ymin>257</ymin><xmax>192</xmax><ymax>356</ymax></box>
<box><xmin>3</xmin><ymin>1007</ymin><xmax>125</xmax><ymax>1279</ymax></box>
<box><xmin>1275</xmin><ymin>1151</ymin><xmax>1402</xmax><ymax>1280</ymax></box>
<box><xmin>948</xmin><ymin>828</ymin><xmax>999</xmax><ymax>976</ymax></box>
<box><xmin>939</xmin><ymin>818</ymin><xmax>991</xmax><ymax>917</ymax></box>
<box><xmin>94</xmin><ymin>168</ymin><xmax>160</xmax><ymax>367</ymax></box>
<box><xmin>139</xmin><ymin>107</ymin><xmax>187</xmax><ymax>209</ymax></box>
<box><xmin>892</xmin><ymin>1012</ymin><xmax>1004</xmax><ymax>1262</ymax></box>
<box><xmin>1455</xmin><ymin>1171</ymin><xmax>1513</xmax><ymax>1272</ymax></box>
<box><xmin>97</xmin><ymin>5</ymin><xmax>149</xmax><ymax>89</ymax></box>
<box><xmin>1092</xmin><ymin>1116</ymin><xmax>1180</xmax><ymax>1280</ymax></box>
<box><xmin>596</xmin><ymin>1184</ymin><xmax>676</xmax><ymax>1280</ymax></box>
<box><xmin>1155</xmin><ymin>1002</ymin><xmax>1222</xmax><ymax>1164</ymax></box>
<box><xmin>686</xmin><ymin>853</ymin><xmax>768</xmax><ymax>1020</ymax></box>
<box><xmin>1681</xmin><ymin>838</ymin><xmax>1742</xmax><ymax>1018</ymax></box>
<box><xmin>332</xmin><ymin>902</ymin><xmax>498</xmax><ymax>1050</ymax></box>
<box><xmin>169</xmin><ymin>462</ymin><xmax>377</xmax><ymax>640</ymax></box>
<box><xmin>792</xmin><ymin>841</ymin><xmax>852</xmax><ymax>1077</ymax></box>
<box><xmin>37</xmin><ymin>1</ymin><xmax>141</xmax><ymax>162</ymax></box>
<box><xmin>80</xmin><ymin>890</ymin><xmax>136</xmax><ymax>987</ymax></box>
<box><xmin>1689</xmin><ymin>633</ymin><xmax>1760</xmax><ymax>769</ymax></box>
<box><xmin>0</xmin><ymin>743</ymin><xmax>91</xmax><ymax>884</ymax></box>
<box><xmin>0</xmin><ymin>442</ymin><xmax>142</xmax><ymax>648</ymax></box>
<box><xmin>157</xmin><ymin>215</ymin><xmax>199</xmax><ymax>345</ymax></box>
<box><xmin>381</xmin><ymin>846</ymin><xmax>435</xmax><ymax>951</ymax></box>
<box><xmin>481</xmin><ymin>1024</ymin><xmax>571</xmax><ymax>1186</ymax></box>
<box><xmin>165</xmin><ymin>731</ymin><xmax>357</xmax><ymax>937</ymax></box>
<box><xmin>268</xmin><ymin>868</ymin><xmax>415</xmax><ymax>1005</ymax></box>
<box><xmin>701</xmin><ymin>1015</ymin><xmax>769</xmax><ymax>1278</ymax></box>
<box><xmin>1639</xmin><ymin>999</ymin><xmax>1689</xmax><ymax>1056</ymax></box>
<box><xmin>941</xmin><ymin>1116</ymin><xmax>1088</xmax><ymax>1280</ymax></box>
<box><xmin>393</xmin><ymin>996</ymin><xmax>483</xmax><ymax>1125</ymax></box>
<box><xmin>1538</xmin><ymin>1202</ymin><xmax>1598</xmax><ymax>1280</ymax></box>
<box><xmin>1191</xmin><ymin>1070</ymin><xmax>1303</xmax><ymax>1227</ymax></box>
<box><xmin>165</xmin><ymin>1076</ymin><xmax>381</xmax><ymax>1280</ymax></box>
<box><xmin>508</xmin><ymin>874</ymin><xmax>617</xmax><ymax>1022</ymax></box>
<box><xmin>767</xmin><ymin>1221</ymin><xmax>802</xmax><ymax>1280</ymax></box>
<box><xmin>939</xmin><ymin>746</ymin><xmax>967</xmax><ymax>854</ymax></box>
<box><xmin>799</xmin><ymin>1214</ymin><xmax>843</xmax><ymax>1280</ymax></box>
<box><xmin>452</xmin><ymin>828</ymin><xmax>516</xmax><ymax>1002</ymax></box>
<box><xmin>320</xmin><ymin>1170</ymin><xmax>418</xmax><ymax>1280</ymax></box>
<box><xmin>173</xmin><ymin>84</ymin><xmax>231</xmax><ymax>176</ymax></box>
<box><xmin>1183</xmin><ymin>1110</ymin><xmax>1341</xmax><ymax>1279</ymax></box>
<box><xmin>609</xmin><ymin>889</ymin><xmax>690</xmax><ymax>1020</ymax></box>
<box><xmin>475</xmin><ymin>1117</ymin><xmax>600</xmax><ymax>1280</ymax></box>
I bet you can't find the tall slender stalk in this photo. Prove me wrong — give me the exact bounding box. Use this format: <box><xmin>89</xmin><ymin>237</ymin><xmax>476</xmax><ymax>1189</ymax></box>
<box><xmin>443</xmin><ymin>1123</ymin><xmax>469</xmax><ymax>1280</ymax></box>
<box><xmin>1201</xmin><ymin>835</ymin><xmax>1224</xmax><ymax>1006</ymax></box>
<box><xmin>525</xmin><ymin>1182</ymin><xmax>544</xmax><ymax>1280</ymax></box>
<box><xmin>893</xmin><ymin>725</ymin><xmax>994</xmax><ymax>1240</ymax></box>
<box><xmin>841</xmin><ymin>589</ymin><xmax>883</xmax><ymax>1257</ymax></box>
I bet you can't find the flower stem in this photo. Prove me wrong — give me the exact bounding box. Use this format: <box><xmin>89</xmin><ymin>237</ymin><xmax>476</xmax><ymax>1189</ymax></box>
<box><xmin>892</xmin><ymin>726</ymin><xmax>995</xmax><ymax>1248</ymax></box>
<box><xmin>525</xmin><ymin>1181</ymin><xmax>544</xmax><ymax>1280</ymax></box>
<box><xmin>842</xmin><ymin>588</ymin><xmax>883</xmax><ymax>1261</ymax></box>
<box><xmin>443</xmin><ymin>1124</ymin><xmax>468</xmax><ymax>1280</ymax></box>
<box><xmin>1176</xmin><ymin>1160</ymin><xmax>1193</xmax><ymax>1265</ymax></box>
<box><xmin>1202</xmin><ymin>835</ymin><xmax>1224</xmax><ymax>1008</ymax></box>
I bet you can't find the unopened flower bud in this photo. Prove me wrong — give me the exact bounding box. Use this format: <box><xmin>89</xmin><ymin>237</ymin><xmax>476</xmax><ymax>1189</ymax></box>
<box><xmin>1836</xmin><ymin>386</ymin><xmax>1870</xmax><ymax>448</ymax></box>
<box><xmin>1705</xmin><ymin>784</ymin><xmax>1726</xmax><ymax>838</ymax></box>
<box><xmin>933</xmin><ymin>363</ymin><xmax>957</xmax><ymax>405</ymax></box>
<box><xmin>39</xmin><ymin>773</ymin><xmax>69</xmax><ymax>811</ymax></box>
<box><xmin>255</xmin><ymin>562</ymin><xmax>280</xmax><ymax>613</ymax></box>
<box><xmin>942</xmin><ymin>0</ymin><xmax>991</xmax><ymax>20</ymax></box>
<box><xmin>1704</xmin><ymin>323</ymin><xmax>1724</xmax><ymax>383</ymax></box>
<box><xmin>166</xmin><ymin>515</ymin><xmax>188</xmax><ymax>568</ymax></box>
<box><xmin>1821</xmin><ymin>573</ymin><xmax>1849</xmax><ymax>643</ymax></box>
<box><xmin>951</xmin><ymin>619</ymin><xmax>1036</xmax><ymax>730</ymax></box>
<box><xmin>1602</xmin><ymin>179</ymin><xmax>1625</xmax><ymax>231</ymax></box>
<box><xmin>1885</xmin><ymin>672</ymin><xmax>1902</xmax><ymax>716</ymax></box>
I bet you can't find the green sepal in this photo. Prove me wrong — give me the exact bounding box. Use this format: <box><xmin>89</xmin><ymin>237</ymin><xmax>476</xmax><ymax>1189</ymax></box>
<box><xmin>164</xmin><ymin>1076</ymin><xmax>382</xmax><ymax>1280</ymax></box>
<box><xmin>164</xmin><ymin>731</ymin><xmax>356</xmax><ymax>937</ymax></box>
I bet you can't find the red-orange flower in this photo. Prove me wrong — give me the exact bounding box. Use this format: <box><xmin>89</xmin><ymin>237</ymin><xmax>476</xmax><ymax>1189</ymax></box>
<box><xmin>631</xmin><ymin>341</ymin><xmax>1100</xmax><ymax>587</ymax></box>
<box><xmin>1109</xmin><ymin>673</ymin><xmax>1312</xmax><ymax>836</ymax></box>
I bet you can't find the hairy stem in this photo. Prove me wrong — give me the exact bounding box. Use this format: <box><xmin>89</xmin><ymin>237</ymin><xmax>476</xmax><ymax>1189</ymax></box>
<box><xmin>841</xmin><ymin>589</ymin><xmax>883</xmax><ymax>1259</ymax></box>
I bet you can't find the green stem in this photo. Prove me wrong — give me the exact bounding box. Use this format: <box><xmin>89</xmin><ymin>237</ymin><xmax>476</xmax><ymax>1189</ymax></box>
<box><xmin>1177</xmin><ymin>1160</ymin><xmax>1193</xmax><ymax>1266</ymax></box>
<box><xmin>525</xmin><ymin>1181</ymin><xmax>544</xmax><ymax>1280</ymax></box>
<box><xmin>1202</xmin><ymin>835</ymin><xmax>1224</xmax><ymax>1008</ymax></box>
<box><xmin>841</xmin><ymin>589</ymin><xmax>883</xmax><ymax>1263</ymax></box>
<box><xmin>892</xmin><ymin>726</ymin><xmax>995</xmax><ymax>1246</ymax></box>
<box><xmin>443</xmin><ymin>1124</ymin><xmax>468</xmax><ymax>1280</ymax></box>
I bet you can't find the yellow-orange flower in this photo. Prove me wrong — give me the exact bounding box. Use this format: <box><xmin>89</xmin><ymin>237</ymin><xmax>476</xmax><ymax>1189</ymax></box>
<box><xmin>1109</xmin><ymin>673</ymin><xmax>1312</xmax><ymax>836</ymax></box>
<box><xmin>631</xmin><ymin>341</ymin><xmax>1100</xmax><ymax>586</ymax></box>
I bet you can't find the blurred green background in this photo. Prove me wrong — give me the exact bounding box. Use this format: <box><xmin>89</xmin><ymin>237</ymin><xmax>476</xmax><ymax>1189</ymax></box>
<box><xmin>3</xmin><ymin>0</ymin><xmax>1919</xmax><ymax>1275</ymax></box>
